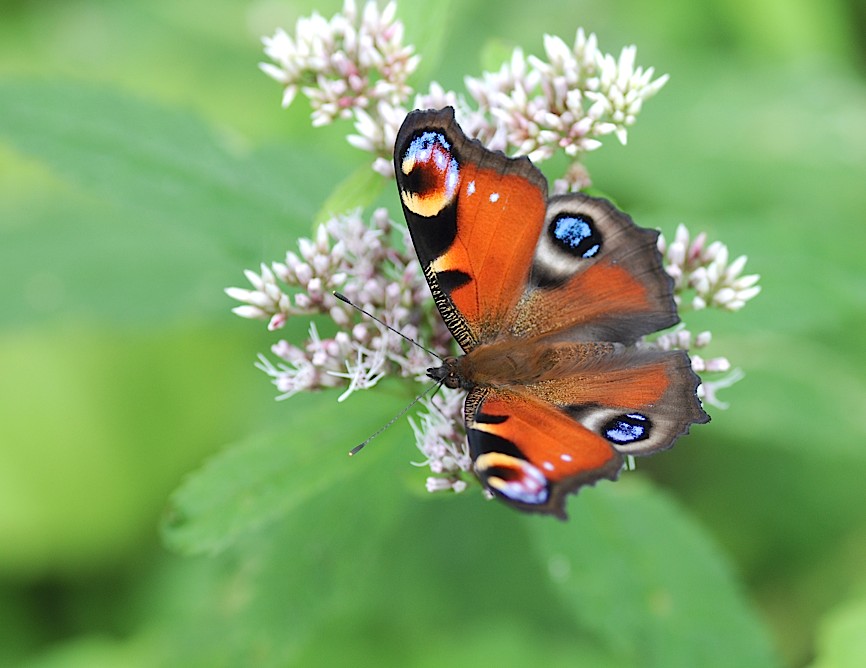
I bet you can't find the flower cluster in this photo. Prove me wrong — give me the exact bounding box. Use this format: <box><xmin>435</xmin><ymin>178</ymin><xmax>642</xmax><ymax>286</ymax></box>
<box><xmin>410</xmin><ymin>391</ymin><xmax>470</xmax><ymax>494</ymax></box>
<box><xmin>260</xmin><ymin>1</ymin><xmax>418</xmax><ymax>126</ymax></box>
<box><xmin>658</xmin><ymin>224</ymin><xmax>761</xmax><ymax>312</ymax></box>
<box><xmin>464</xmin><ymin>30</ymin><xmax>669</xmax><ymax>165</ymax></box>
<box><xmin>260</xmin><ymin>1</ymin><xmax>667</xmax><ymax>180</ymax></box>
<box><xmin>226</xmin><ymin>209</ymin><xmax>451</xmax><ymax>402</ymax></box>
<box><xmin>239</xmin><ymin>1</ymin><xmax>761</xmax><ymax>494</ymax></box>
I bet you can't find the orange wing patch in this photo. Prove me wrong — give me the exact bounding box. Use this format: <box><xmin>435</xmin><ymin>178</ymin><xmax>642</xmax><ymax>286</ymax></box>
<box><xmin>441</xmin><ymin>165</ymin><xmax>546</xmax><ymax>331</ymax></box>
<box><xmin>511</xmin><ymin>261</ymin><xmax>654</xmax><ymax>340</ymax></box>
<box><xmin>529</xmin><ymin>359</ymin><xmax>671</xmax><ymax>409</ymax></box>
<box><xmin>394</xmin><ymin>107</ymin><xmax>548</xmax><ymax>344</ymax></box>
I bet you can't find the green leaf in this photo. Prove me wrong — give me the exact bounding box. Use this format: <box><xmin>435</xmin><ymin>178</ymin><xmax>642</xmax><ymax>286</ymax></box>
<box><xmin>161</xmin><ymin>388</ymin><xmax>407</xmax><ymax>556</ymax></box>
<box><xmin>0</xmin><ymin>80</ymin><xmax>322</xmax><ymax>250</ymax></box>
<box><xmin>811</xmin><ymin>594</ymin><xmax>866</xmax><ymax>668</ymax></box>
<box><xmin>526</xmin><ymin>479</ymin><xmax>780</xmax><ymax>668</ymax></box>
<box><xmin>158</xmin><ymin>456</ymin><xmax>782</xmax><ymax>666</ymax></box>
<box><xmin>168</xmin><ymin>480</ymin><xmax>620</xmax><ymax>667</ymax></box>
<box><xmin>157</xmin><ymin>398</ymin><xmax>416</xmax><ymax>665</ymax></box>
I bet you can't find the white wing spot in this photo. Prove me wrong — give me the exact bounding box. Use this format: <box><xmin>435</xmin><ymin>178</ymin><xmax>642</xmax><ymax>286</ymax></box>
<box><xmin>542</xmin><ymin>461</ymin><xmax>554</xmax><ymax>472</ymax></box>
<box><xmin>560</xmin><ymin>454</ymin><xmax>573</xmax><ymax>462</ymax></box>
<box><xmin>467</xmin><ymin>180</ymin><xmax>476</xmax><ymax>195</ymax></box>
<box><xmin>489</xmin><ymin>192</ymin><xmax>500</xmax><ymax>203</ymax></box>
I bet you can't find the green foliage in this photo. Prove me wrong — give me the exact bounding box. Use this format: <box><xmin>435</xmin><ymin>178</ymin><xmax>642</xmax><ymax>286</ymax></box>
<box><xmin>812</xmin><ymin>591</ymin><xmax>866</xmax><ymax>668</ymax></box>
<box><xmin>528</xmin><ymin>483</ymin><xmax>779</xmax><ymax>667</ymax></box>
<box><xmin>161</xmin><ymin>451</ymin><xmax>778</xmax><ymax>666</ymax></box>
<box><xmin>314</xmin><ymin>165</ymin><xmax>387</xmax><ymax>224</ymax></box>
<box><xmin>2</xmin><ymin>1</ymin><xmax>865</xmax><ymax>667</ymax></box>
<box><xmin>161</xmin><ymin>390</ymin><xmax>401</xmax><ymax>556</ymax></box>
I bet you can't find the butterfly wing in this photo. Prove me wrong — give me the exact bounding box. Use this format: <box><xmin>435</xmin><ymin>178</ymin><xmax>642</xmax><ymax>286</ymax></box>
<box><xmin>393</xmin><ymin>107</ymin><xmax>548</xmax><ymax>351</ymax></box>
<box><xmin>467</xmin><ymin>347</ymin><xmax>707</xmax><ymax>517</ymax></box>
<box><xmin>509</xmin><ymin>193</ymin><xmax>679</xmax><ymax>344</ymax></box>
<box><xmin>525</xmin><ymin>346</ymin><xmax>709</xmax><ymax>453</ymax></box>
<box><xmin>465</xmin><ymin>386</ymin><xmax>623</xmax><ymax>519</ymax></box>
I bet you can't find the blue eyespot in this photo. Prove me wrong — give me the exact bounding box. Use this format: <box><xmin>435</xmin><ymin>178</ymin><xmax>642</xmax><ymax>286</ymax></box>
<box><xmin>406</xmin><ymin>131</ymin><xmax>451</xmax><ymax>158</ymax></box>
<box><xmin>402</xmin><ymin>131</ymin><xmax>459</xmax><ymax>204</ymax></box>
<box><xmin>603</xmin><ymin>413</ymin><xmax>651</xmax><ymax>444</ymax></box>
<box><xmin>551</xmin><ymin>214</ymin><xmax>601</xmax><ymax>258</ymax></box>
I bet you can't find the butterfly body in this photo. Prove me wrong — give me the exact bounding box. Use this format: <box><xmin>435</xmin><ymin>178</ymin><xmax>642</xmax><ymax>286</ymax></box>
<box><xmin>431</xmin><ymin>339</ymin><xmax>620</xmax><ymax>389</ymax></box>
<box><xmin>395</xmin><ymin>107</ymin><xmax>709</xmax><ymax>518</ymax></box>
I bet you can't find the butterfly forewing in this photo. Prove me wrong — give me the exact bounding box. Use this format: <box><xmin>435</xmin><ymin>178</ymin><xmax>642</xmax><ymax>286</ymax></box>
<box><xmin>394</xmin><ymin>107</ymin><xmax>548</xmax><ymax>350</ymax></box>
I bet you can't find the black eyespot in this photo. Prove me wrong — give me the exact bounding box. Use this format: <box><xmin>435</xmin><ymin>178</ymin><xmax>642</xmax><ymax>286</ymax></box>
<box><xmin>550</xmin><ymin>213</ymin><xmax>602</xmax><ymax>259</ymax></box>
<box><xmin>603</xmin><ymin>413</ymin><xmax>651</xmax><ymax>444</ymax></box>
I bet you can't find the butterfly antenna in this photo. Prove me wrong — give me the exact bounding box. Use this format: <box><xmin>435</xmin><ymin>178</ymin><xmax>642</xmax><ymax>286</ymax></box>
<box><xmin>333</xmin><ymin>291</ymin><xmax>442</xmax><ymax>360</ymax></box>
<box><xmin>349</xmin><ymin>379</ymin><xmax>444</xmax><ymax>456</ymax></box>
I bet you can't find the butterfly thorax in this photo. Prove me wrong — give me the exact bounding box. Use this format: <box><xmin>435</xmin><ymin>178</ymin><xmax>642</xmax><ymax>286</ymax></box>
<box><xmin>428</xmin><ymin>339</ymin><xmax>621</xmax><ymax>390</ymax></box>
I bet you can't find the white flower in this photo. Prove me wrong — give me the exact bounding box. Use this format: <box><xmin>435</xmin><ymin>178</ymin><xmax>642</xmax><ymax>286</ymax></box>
<box><xmin>261</xmin><ymin>0</ymin><xmax>418</xmax><ymax>141</ymax></box>
<box><xmin>262</xmin><ymin>6</ymin><xmax>669</xmax><ymax>184</ymax></box>
<box><xmin>410</xmin><ymin>391</ymin><xmax>472</xmax><ymax>492</ymax></box>
<box><xmin>228</xmin><ymin>209</ymin><xmax>453</xmax><ymax>403</ymax></box>
<box><xmin>658</xmin><ymin>224</ymin><xmax>761</xmax><ymax>312</ymax></box>
<box><xmin>464</xmin><ymin>28</ymin><xmax>669</xmax><ymax>166</ymax></box>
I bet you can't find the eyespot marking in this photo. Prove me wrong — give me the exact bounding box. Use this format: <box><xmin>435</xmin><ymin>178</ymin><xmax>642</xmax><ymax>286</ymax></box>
<box><xmin>550</xmin><ymin>213</ymin><xmax>602</xmax><ymax>259</ymax></box>
<box><xmin>603</xmin><ymin>413</ymin><xmax>651</xmax><ymax>445</ymax></box>
<box><xmin>475</xmin><ymin>452</ymin><xmax>549</xmax><ymax>505</ymax></box>
<box><xmin>399</xmin><ymin>131</ymin><xmax>460</xmax><ymax>217</ymax></box>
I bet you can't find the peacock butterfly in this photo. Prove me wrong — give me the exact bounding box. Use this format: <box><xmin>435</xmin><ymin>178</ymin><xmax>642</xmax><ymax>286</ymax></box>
<box><xmin>393</xmin><ymin>106</ymin><xmax>709</xmax><ymax>518</ymax></box>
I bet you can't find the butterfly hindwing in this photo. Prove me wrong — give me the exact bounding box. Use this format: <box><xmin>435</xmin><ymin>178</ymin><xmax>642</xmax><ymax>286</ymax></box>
<box><xmin>522</xmin><ymin>347</ymin><xmax>709</xmax><ymax>455</ymax></box>
<box><xmin>394</xmin><ymin>107</ymin><xmax>548</xmax><ymax>351</ymax></box>
<box><xmin>510</xmin><ymin>193</ymin><xmax>679</xmax><ymax>344</ymax></box>
<box><xmin>465</xmin><ymin>347</ymin><xmax>707</xmax><ymax>518</ymax></box>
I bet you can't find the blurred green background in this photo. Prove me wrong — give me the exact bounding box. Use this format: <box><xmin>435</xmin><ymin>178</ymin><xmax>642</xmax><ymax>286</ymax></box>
<box><xmin>2</xmin><ymin>0</ymin><xmax>865</xmax><ymax>666</ymax></box>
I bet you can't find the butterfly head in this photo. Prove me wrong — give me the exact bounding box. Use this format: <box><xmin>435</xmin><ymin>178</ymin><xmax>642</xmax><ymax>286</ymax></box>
<box><xmin>427</xmin><ymin>356</ymin><xmax>470</xmax><ymax>390</ymax></box>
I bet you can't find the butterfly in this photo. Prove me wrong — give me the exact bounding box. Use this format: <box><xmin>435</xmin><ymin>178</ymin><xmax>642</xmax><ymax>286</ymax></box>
<box><xmin>393</xmin><ymin>107</ymin><xmax>709</xmax><ymax>518</ymax></box>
